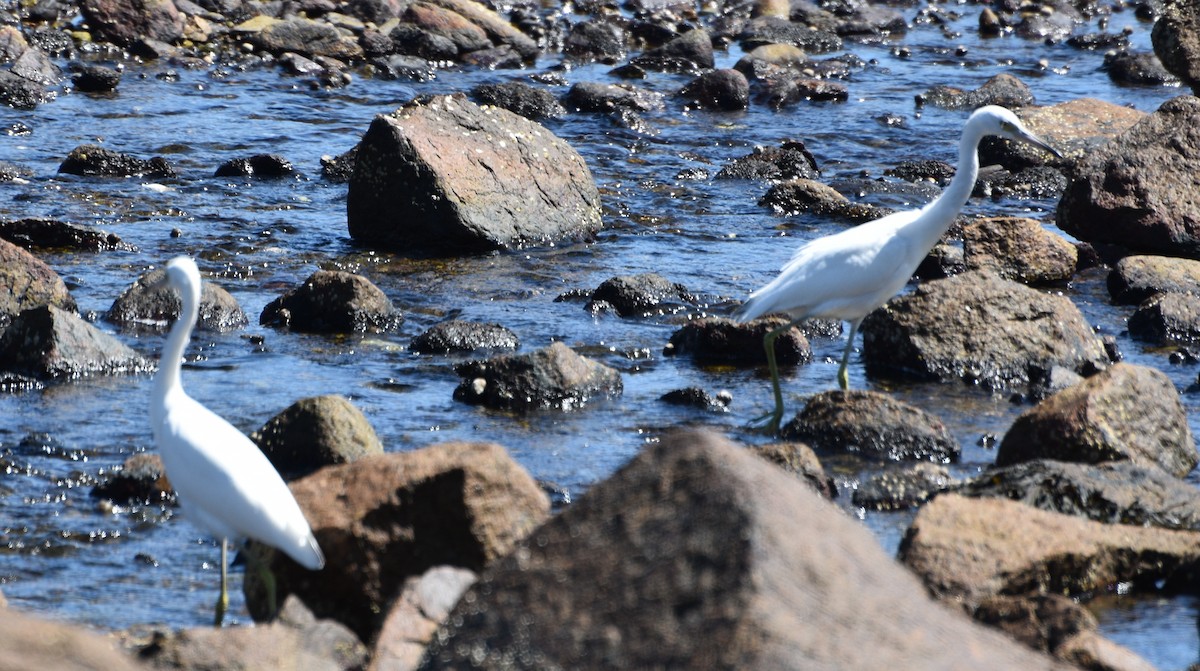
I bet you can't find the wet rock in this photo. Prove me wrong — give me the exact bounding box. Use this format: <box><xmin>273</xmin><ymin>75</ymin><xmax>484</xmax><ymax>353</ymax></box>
<box><xmin>972</xmin><ymin>164</ymin><xmax>1066</xmax><ymax>200</ymax></box>
<box><xmin>137</xmin><ymin>595</ymin><xmax>367</xmax><ymax>670</ymax></box>
<box><xmin>0</xmin><ymin>607</ymin><xmax>145</xmax><ymax>671</ymax></box>
<box><xmin>663</xmin><ymin>316</ymin><xmax>811</xmax><ymax>366</ymax></box>
<box><xmin>320</xmin><ymin>146</ymin><xmax>357</xmax><ymax>183</ymax></box>
<box><xmin>0</xmin><ymin>305</ymin><xmax>150</xmax><ymax>381</ymax></box>
<box><xmin>421</xmin><ymin>0</ymin><xmax>537</xmax><ymax>60</ymax></box>
<box><xmin>659</xmin><ymin>386</ymin><xmax>731</xmax><ymax>412</ymax></box>
<box><xmin>564</xmin><ymin>18</ymin><xmax>627</xmax><ymax>64</ymax></box>
<box><xmin>410</xmin><ymin>320</ymin><xmax>519</xmax><ymax>354</ymax></box>
<box><xmin>679</xmin><ymin>68</ymin><xmax>749</xmax><ymax>111</ymax></box>
<box><xmin>763</xmin><ymin>76</ymin><xmax>849</xmax><ymax>106</ymax></box>
<box><xmin>962</xmin><ymin>216</ymin><xmax>1076</xmax><ymax>285</ymax></box>
<box><xmin>759</xmin><ymin>178</ymin><xmax>890</xmax><ymax>221</ymax></box>
<box><xmin>249</xmin><ymin>17</ymin><xmax>364</xmax><ymax>60</ymax></box>
<box><xmin>370</xmin><ymin>565</ymin><xmax>477</xmax><ymax>671</ymax></box>
<box><xmin>389</xmin><ymin>23</ymin><xmax>459</xmax><ymax>60</ymax></box>
<box><xmin>739</xmin><ymin>16</ymin><xmax>842</xmax><ymax>54</ymax></box>
<box><xmin>899</xmin><ymin>493</ymin><xmax>1200</xmax><ymax>607</ymax></box>
<box><xmin>1152</xmin><ymin>0</ymin><xmax>1200</xmax><ymax>95</ymax></box>
<box><xmin>956</xmin><ymin>459</ymin><xmax>1200</xmax><ymax>531</ymax></box>
<box><xmin>585</xmin><ymin>272</ymin><xmax>691</xmax><ymax>317</ymax></box>
<box><xmin>0</xmin><ymin>239</ymin><xmax>78</xmax><ymax>329</ymax></box>
<box><xmin>90</xmin><ymin>453</ymin><xmax>174</xmax><ymax>506</ymax></box>
<box><xmin>916</xmin><ymin>73</ymin><xmax>1034</xmax><ymax>110</ymax></box>
<box><xmin>996</xmin><ymin>363</ymin><xmax>1196</xmax><ymax>477</ymax></box>
<box><xmin>914</xmin><ymin>242</ymin><xmax>966</xmax><ymax>280</ymax></box>
<box><xmin>251</xmin><ymin>395</ymin><xmax>384</xmax><ymax>479</ymax></box>
<box><xmin>80</xmin><ymin>0</ymin><xmax>185</xmax><ymax>47</ymax></box>
<box><xmin>1127</xmin><ymin>292</ymin><xmax>1200</xmax><ymax>344</ymax></box>
<box><xmin>853</xmin><ymin>463</ymin><xmax>957</xmax><ymax>511</ymax></box>
<box><xmin>1107</xmin><ymin>254</ymin><xmax>1200</xmax><ymax>304</ymax></box>
<box><xmin>418</xmin><ymin>430</ymin><xmax>1067</xmax><ymax>670</ymax></box>
<box><xmin>1007</xmin><ymin>98</ymin><xmax>1144</xmax><ymax>165</ymax></box>
<box><xmin>1058</xmin><ymin>96</ymin><xmax>1200</xmax><ymax>258</ymax></box>
<box><xmin>452</xmin><ymin>341</ymin><xmax>622</xmax><ymax>412</ymax></box>
<box><xmin>59</xmin><ymin>144</ymin><xmax>176</xmax><ymax>178</ymax></box>
<box><xmin>263</xmin><ymin>441</ymin><xmax>550</xmax><ymax>641</ymax></box>
<box><xmin>72</xmin><ymin>64</ymin><xmax>121</xmax><ymax>92</ymax></box>
<box><xmin>781</xmin><ymin>390</ymin><xmax>960</xmax><ymax>463</ymax></box>
<box><xmin>973</xmin><ymin>594</ymin><xmax>1154</xmax><ymax>671</ymax></box>
<box><xmin>0</xmin><ymin>217</ymin><xmax>134</xmax><ymax>252</ymax></box>
<box><xmin>715</xmin><ymin>141</ymin><xmax>818</xmax><ymax>181</ymax></box>
<box><xmin>888</xmin><ymin>159</ymin><xmax>954</xmax><ymax>185</ymax></box>
<box><xmin>630</xmin><ymin>27</ymin><xmax>713</xmax><ymax>73</ymax></box>
<box><xmin>11</xmin><ymin>46</ymin><xmax>61</xmax><ymax>85</ymax></box>
<box><xmin>404</xmin><ymin>2</ymin><xmax>491</xmax><ymax>55</ymax></box>
<box><xmin>260</xmin><ymin>270</ymin><xmax>401</xmax><ymax>333</ymax></box>
<box><xmin>749</xmin><ymin>440</ymin><xmax>836</xmax><ymax>499</ymax></box>
<box><xmin>0</xmin><ymin>70</ymin><xmax>51</xmax><ymax>109</ymax></box>
<box><xmin>348</xmin><ymin>94</ymin><xmax>601</xmax><ymax>254</ymax></box>
<box><xmin>107</xmin><ymin>266</ymin><xmax>248</xmax><ymax>333</ymax></box>
<box><xmin>1103</xmin><ymin>49</ymin><xmax>1178</xmax><ymax>86</ymax></box>
<box><xmin>214</xmin><ymin>154</ymin><xmax>297</xmax><ymax>178</ymax></box>
<box><xmin>861</xmin><ymin>270</ymin><xmax>1108</xmax><ymax>391</ymax></box>
<box><xmin>562</xmin><ymin>80</ymin><xmax>664</xmax><ymax>113</ymax></box>
<box><xmin>471</xmin><ymin>81</ymin><xmax>565</xmax><ymax>121</ymax></box>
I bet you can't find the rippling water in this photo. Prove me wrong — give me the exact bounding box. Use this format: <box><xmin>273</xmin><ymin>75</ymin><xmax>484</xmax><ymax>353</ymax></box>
<box><xmin>2</xmin><ymin>6</ymin><xmax>1197</xmax><ymax>667</ymax></box>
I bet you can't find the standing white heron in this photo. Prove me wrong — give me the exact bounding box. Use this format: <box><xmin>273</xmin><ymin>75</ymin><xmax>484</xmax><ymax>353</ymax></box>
<box><xmin>149</xmin><ymin>256</ymin><xmax>324</xmax><ymax>626</ymax></box>
<box><xmin>736</xmin><ymin>105</ymin><xmax>1060</xmax><ymax>434</ymax></box>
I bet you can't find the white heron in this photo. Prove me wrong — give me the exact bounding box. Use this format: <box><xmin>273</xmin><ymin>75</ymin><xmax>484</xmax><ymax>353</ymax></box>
<box><xmin>149</xmin><ymin>256</ymin><xmax>324</xmax><ymax>626</ymax></box>
<box><xmin>736</xmin><ymin>105</ymin><xmax>1060</xmax><ymax>434</ymax></box>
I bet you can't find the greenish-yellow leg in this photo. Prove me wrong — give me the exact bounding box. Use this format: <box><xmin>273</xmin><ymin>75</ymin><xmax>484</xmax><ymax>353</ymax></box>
<box><xmin>214</xmin><ymin>538</ymin><xmax>229</xmax><ymax>628</ymax></box>
<box><xmin>248</xmin><ymin>549</ymin><xmax>279</xmax><ymax>620</ymax></box>
<box><xmin>751</xmin><ymin>319</ymin><xmax>804</xmax><ymax>435</ymax></box>
<box><xmin>837</xmin><ymin>318</ymin><xmax>862</xmax><ymax>392</ymax></box>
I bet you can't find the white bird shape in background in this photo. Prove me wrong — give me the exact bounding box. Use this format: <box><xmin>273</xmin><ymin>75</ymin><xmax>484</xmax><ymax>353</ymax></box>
<box><xmin>736</xmin><ymin>105</ymin><xmax>1061</xmax><ymax>434</ymax></box>
<box><xmin>149</xmin><ymin>256</ymin><xmax>324</xmax><ymax>626</ymax></box>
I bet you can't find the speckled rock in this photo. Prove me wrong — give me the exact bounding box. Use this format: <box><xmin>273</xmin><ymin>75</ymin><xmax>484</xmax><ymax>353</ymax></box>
<box><xmin>453</xmin><ymin>341</ymin><xmax>622</xmax><ymax>412</ymax></box>
<box><xmin>260</xmin><ymin>270</ymin><xmax>401</xmax><ymax>333</ymax></box>
<box><xmin>663</xmin><ymin>316</ymin><xmax>811</xmax><ymax>366</ymax></box>
<box><xmin>107</xmin><ymin>265</ymin><xmax>248</xmax><ymax>333</ymax></box>
<box><xmin>962</xmin><ymin>217</ymin><xmax>1077</xmax><ymax>285</ymax></box>
<box><xmin>251</xmin><ymin>395</ymin><xmax>384</xmax><ymax>478</ymax></box>
<box><xmin>782</xmin><ymin>390</ymin><xmax>960</xmax><ymax>463</ymax></box>
<box><xmin>1107</xmin><ymin>254</ymin><xmax>1200</xmax><ymax>304</ymax></box>
<box><xmin>0</xmin><ymin>305</ymin><xmax>150</xmax><ymax>381</ymax></box>
<box><xmin>410</xmin><ymin>320</ymin><xmax>519</xmax><ymax>354</ymax></box>
<box><xmin>0</xmin><ymin>239</ymin><xmax>77</xmax><ymax>330</ymax></box>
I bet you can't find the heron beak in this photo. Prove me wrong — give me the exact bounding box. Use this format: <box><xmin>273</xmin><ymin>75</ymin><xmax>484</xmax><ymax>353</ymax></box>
<box><xmin>1018</xmin><ymin>129</ymin><xmax>1063</xmax><ymax>159</ymax></box>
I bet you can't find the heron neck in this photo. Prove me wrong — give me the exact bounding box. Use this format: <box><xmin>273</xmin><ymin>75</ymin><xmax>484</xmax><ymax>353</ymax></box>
<box><xmin>912</xmin><ymin>121</ymin><xmax>983</xmax><ymax>248</ymax></box>
<box><xmin>152</xmin><ymin>278</ymin><xmax>199</xmax><ymax>419</ymax></box>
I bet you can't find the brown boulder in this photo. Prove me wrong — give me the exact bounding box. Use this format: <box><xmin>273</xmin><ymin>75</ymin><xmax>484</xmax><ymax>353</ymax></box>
<box><xmin>80</xmin><ymin>0</ymin><xmax>184</xmax><ymax>47</ymax></box>
<box><xmin>418</xmin><ymin>430</ymin><xmax>1069</xmax><ymax>670</ymax></box>
<box><xmin>899</xmin><ymin>493</ymin><xmax>1200</xmax><ymax>606</ymax></box>
<box><xmin>370</xmin><ymin>566</ymin><xmax>477</xmax><ymax>671</ymax></box>
<box><xmin>1153</xmin><ymin>1</ymin><xmax>1200</xmax><ymax>95</ymax></box>
<box><xmin>996</xmin><ymin>363</ymin><xmax>1196</xmax><ymax>477</ymax></box>
<box><xmin>962</xmin><ymin>216</ymin><xmax>1077</xmax><ymax>285</ymax></box>
<box><xmin>0</xmin><ymin>238</ymin><xmax>77</xmax><ymax>329</ymax></box>
<box><xmin>0</xmin><ymin>607</ymin><xmax>146</xmax><ymax>670</ymax></box>
<box><xmin>259</xmin><ymin>270</ymin><xmax>401</xmax><ymax>333</ymax></box>
<box><xmin>861</xmin><ymin>270</ymin><xmax>1108</xmax><ymax>391</ymax></box>
<box><xmin>348</xmin><ymin>94</ymin><xmax>600</xmax><ymax>254</ymax></box>
<box><xmin>1127</xmin><ymin>291</ymin><xmax>1200</xmax><ymax>344</ymax></box>
<box><xmin>251</xmin><ymin>395</ymin><xmax>384</xmax><ymax>478</ymax></box>
<box><xmin>256</xmin><ymin>442</ymin><xmax>549</xmax><ymax>642</ymax></box>
<box><xmin>1107</xmin><ymin>254</ymin><xmax>1200</xmax><ymax>304</ymax></box>
<box><xmin>782</xmin><ymin>389</ymin><xmax>960</xmax><ymax>463</ymax></box>
<box><xmin>1058</xmin><ymin>96</ymin><xmax>1200</xmax><ymax>258</ymax></box>
<box><xmin>0</xmin><ymin>305</ymin><xmax>149</xmax><ymax>381</ymax></box>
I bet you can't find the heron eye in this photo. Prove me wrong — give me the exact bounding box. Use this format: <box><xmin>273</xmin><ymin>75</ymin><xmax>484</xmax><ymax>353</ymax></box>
<box><xmin>1000</xmin><ymin>121</ymin><xmax>1016</xmax><ymax>133</ymax></box>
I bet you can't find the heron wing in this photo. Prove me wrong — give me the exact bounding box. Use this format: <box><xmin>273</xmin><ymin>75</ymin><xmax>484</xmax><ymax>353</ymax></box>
<box><xmin>741</xmin><ymin>210</ymin><xmax>920</xmax><ymax>321</ymax></box>
<box><xmin>158</xmin><ymin>394</ymin><xmax>324</xmax><ymax>569</ymax></box>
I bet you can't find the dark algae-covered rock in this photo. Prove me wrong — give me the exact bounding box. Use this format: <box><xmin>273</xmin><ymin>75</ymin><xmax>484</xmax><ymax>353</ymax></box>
<box><xmin>251</xmin><ymin>395</ymin><xmax>384</xmax><ymax>478</ymax></box>
<box><xmin>260</xmin><ymin>270</ymin><xmax>401</xmax><ymax>333</ymax></box>
<box><xmin>108</xmin><ymin>265</ymin><xmax>247</xmax><ymax>333</ymax></box>
<box><xmin>782</xmin><ymin>390</ymin><xmax>960</xmax><ymax>463</ymax></box>
<box><xmin>453</xmin><ymin>342</ymin><xmax>622</xmax><ymax>412</ymax></box>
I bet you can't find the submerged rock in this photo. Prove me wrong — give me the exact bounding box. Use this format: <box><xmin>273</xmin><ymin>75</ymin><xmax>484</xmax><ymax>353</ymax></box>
<box><xmin>418</xmin><ymin>430</ymin><xmax>1067</xmax><ymax>669</ymax></box>
<box><xmin>749</xmin><ymin>440</ymin><xmax>836</xmax><ymax>499</ymax></box>
<box><xmin>916</xmin><ymin>73</ymin><xmax>1034</xmax><ymax>110</ymax></box>
<box><xmin>996</xmin><ymin>363</ymin><xmax>1196</xmax><ymax>477</ymax></box>
<box><xmin>260</xmin><ymin>270</ymin><xmax>401</xmax><ymax>333</ymax></box>
<box><xmin>214</xmin><ymin>154</ymin><xmax>297</xmax><ymax>178</ymax></box>
<box><xmin>663</xmin><ymin>316</ymin><xmax>811</xmax><ymax>366</ymax></box>
<box><xmin>58</xmin><ymin>143</ymin><xmax>176</xmax><ymax>178</ymax></box>
<box><xmin>715</xmin><ymin>141</ymin><xmax>818</xmax><ymax>181</ymax></box>
<box><xmin>853</xmin><ymin>463</ymin><xmax>957</xmax><ymax>511</ymax></box>
<box><xmin>0</xmin><ymin>305</ymin><xmax>149</xmax><ymax>381</ymax></box>
<box><xmin>453</xmin><ymin>341</ymin><xmax>622</xmax><ymax>412</ymax></box>
<box><xmin>410</xmin><ymin>320</ymin><xmax>519</xmax><ymax>354</ymax></box>
<box><xmin>1058</xmin><ymin>96</ymin><xmax>1200</xmax><ymax>259</ymax></box>
<box><xmin>630</xmin><ymin>28</ymin><xmax>714</xmax><ymax>73</ymax></box>
<box><xmin>72</xmin><ymin>64</ymin><xmax>121</xmax><ymax>93</ymax></box>
<box><xmin>678</xmin><ymin>68</ymin><xmax>749</xmax><ymax>111</ymax></box>
<box><xmin>348</xmin><ymin>94</ymin><xmax>601</xmax><ymax>254</ymax></box>
<box><xmin>861</xmin><ymin>270</ymin><xmax>1108</xmax><ymax>392</ymax></box>
<box><xmin>584</xmin><ymin>272</ymin><xmax>692</xmax><ymax>317</ymax></box>
<box><xmin>251</xmin><ymin>395</ymin><xmax>384</xmax><ymax>479</ymax></box>
<box><xmin>107</xmin><ymin>266</ymin><xmax>247</xmax><ymax>333</ymax></box>
<box><xmin>471</xmin><ymin>81</ymin><xmax>565</xmax><ymax>121</ymax></box>
<box><xmin>782</xmin><ymin>390</ymin><xmax>960</xmax><ymax>463</ymax></box>
<box><xmin>90</xmin><ymin>452</ymin><xmax>174</xmax><ymax>505</ymax></box>
<box><xmin>264</xmin><ymin>442</ymin><xmax>549</xmax><ymax>642</ymax></box>
<box><xmin>0</xmin><ymin>217</ymin><xmax>134</xmax><ymax>252</ymax></box>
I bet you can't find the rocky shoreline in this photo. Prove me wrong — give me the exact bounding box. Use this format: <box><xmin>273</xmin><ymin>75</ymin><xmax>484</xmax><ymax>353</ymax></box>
<box><xmin>4</xmin><ymin>0</ymin><xmax>1200</xmax><ymax>668</ymax></box>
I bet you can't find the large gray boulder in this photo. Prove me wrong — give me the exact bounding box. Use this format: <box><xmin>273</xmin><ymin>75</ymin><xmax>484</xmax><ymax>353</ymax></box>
<box><xmin>418</xmin><ymin>430</ymin><xmax>1069</xmax><ymax>670</ymax></box>
<box><xmin>347</xmin><ymin>94</ymin><xmax>601</xmax><ymax>254</ymax></box>
<box><xmin>0</xmin><ymin>238</ymin><xmax>77</xmax><ymax>330</ymax></box>
<box><xmin>0</xmin><ymin>305</ymin><xmax>149</xmax><ymax>381</ymax></box>
<box><xmin>861</xmin><ymin>270</ymin><xmax>1108</xmax><ymax>391</ymax></box>
<box><xmin>1057</xmin><ymin>96</ymin><xmax>1200</xmax><ymax>259</ymax></box>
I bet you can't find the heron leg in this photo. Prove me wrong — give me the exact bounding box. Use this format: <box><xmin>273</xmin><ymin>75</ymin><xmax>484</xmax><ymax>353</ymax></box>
<box><xmin>249</xmin><ymin>548</ymin><xmax>279</xmax><ymax>621</ymax></box>
<box><xmin>214</xmin><ymin>538</ymin><xmax>228</xmax><ymax>628</ymax></box>
<box><xmin>750</xmin><ymin>319</ymin><xmax>804</xmax><ymax>435</ymax></box>
<box><xmin>837</xmin><ymin>318</ymin><xmax>862</xmax><ymax>391</ymax></box>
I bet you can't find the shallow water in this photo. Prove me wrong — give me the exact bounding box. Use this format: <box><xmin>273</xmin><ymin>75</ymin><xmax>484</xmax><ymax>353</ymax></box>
<box><xmin>1</xmin><ymin>5</ymin><xmax>1198</xmax><ymax>667</ymax></box>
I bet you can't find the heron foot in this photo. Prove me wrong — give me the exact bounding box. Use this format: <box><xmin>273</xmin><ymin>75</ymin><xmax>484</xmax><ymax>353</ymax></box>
<box><xmin>747</xmin><ymin>409</ymin><xmax>784</xmax><ymax>436</ymax></box>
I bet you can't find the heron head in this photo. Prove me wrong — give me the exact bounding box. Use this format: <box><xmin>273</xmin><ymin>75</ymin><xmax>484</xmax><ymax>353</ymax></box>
<box><xmin>974</xmin><ymin>105</ymin><xmax>1062</xmax><ymax>158</ymax></box>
